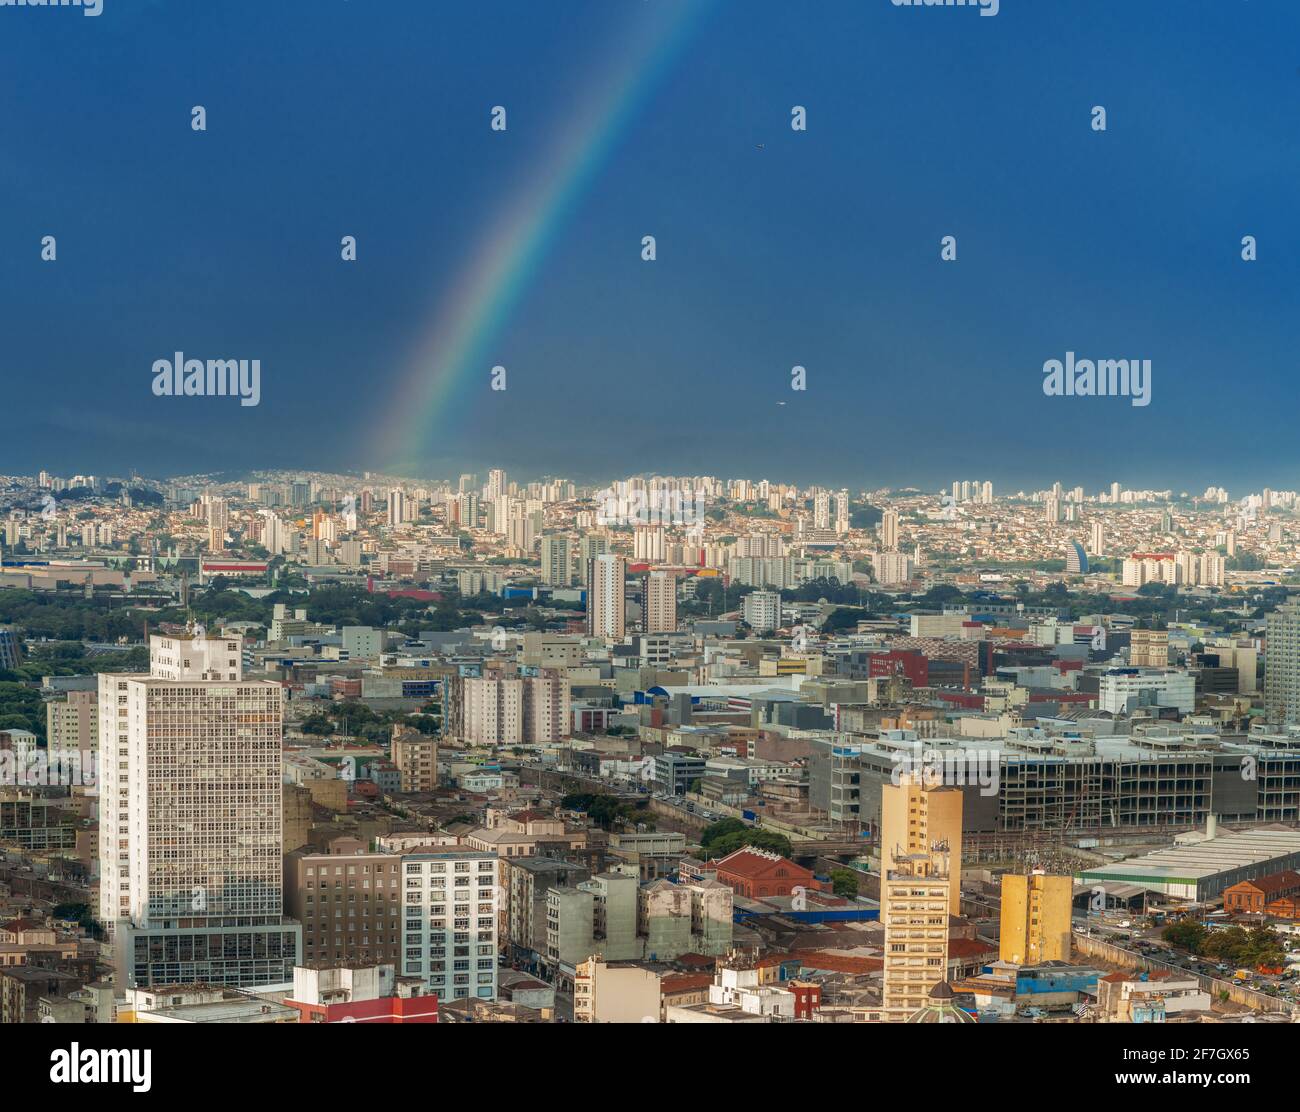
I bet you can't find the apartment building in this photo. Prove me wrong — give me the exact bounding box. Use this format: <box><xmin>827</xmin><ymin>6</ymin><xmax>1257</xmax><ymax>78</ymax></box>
<box><xmin>880</xmin><ymin>837</ymin><xmax>953</xmax><ymax>1021</ymax></box>
<box><xmin>642</xmin><ymin>570</ymin><xmax>678</xmax><ymax>634</ymax></box>
<box><xmin>285</xmin><ymin>837</ymin><xmax>403</xmax><ymax>966</ymax></box>
<box><xmin>401</xmin><ymin>850</ymin><xmax>499</xmax><ymax>1002</ymax></box>
<box><xmin>460</xmin><ymin>668</ymin><xmax>571</xmax><ymax>746</ymax></box>
<box><xmin>391</xmin><ymin>726</ymin><xmax>438</xmax><ymax>792</ymax></box>
<box><xmin>999</xmin><ymin>870</ymin><xmax>1072</xmax><ymax>966</ymax></box>
<box><xmin>46</xmin><ymin>689</ymin><xmax>98</xmax><ymax>754</ymax></box>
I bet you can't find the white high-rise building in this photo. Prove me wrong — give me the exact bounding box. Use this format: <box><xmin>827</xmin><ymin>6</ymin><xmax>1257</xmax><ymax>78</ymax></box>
<box><xmin>387</xmin><ymin>490</ymin><xmax>407</xmax><ymax>527</ymax></box>
<box><xmin>813</xmin><ymin>489</ymin><xmax>831</xmax><ymax>530</ymax></box>
<box><xmin>881</xmin><ymin>510</ymin><xmax>900</xmax><ymax>552</ymax></box>
<box><xmin>99</xmin><ymin>629</ymin><xmax>299</xmax><ymax>988</ymax></box>
<box><xmin>834</xmin><ymin>490</ymin><xmax>850</xmax><ymax>535</ymax></box>
<box><xmin>742</xmin><ymin>590</ymin><xmax>781</xmax><ymax>634</ymax></box>
<box><xmin>633</xmin><ymin>526</ymin><xmax>666</xmax><ymax>563</ymax></box>
<box><xmin>1089</xmin><ymin>521</ymin><xmax>1104</xmax><ymax>557</ymax></box>
<box><xmin>586</xmin><ymin>554</ymin><xmax>626</xmax><ymax>639</ymax></box>
<box><xmin>401</xmin><ymin>850</ymin><xmax>499</xmax><ymax>1001</ymax></box>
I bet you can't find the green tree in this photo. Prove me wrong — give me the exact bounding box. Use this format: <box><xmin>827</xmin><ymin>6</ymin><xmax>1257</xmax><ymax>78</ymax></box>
<box><xmin>830</xmin><ymin>868</ymin><xmax>859</xmax><ymax>899</ymax></box>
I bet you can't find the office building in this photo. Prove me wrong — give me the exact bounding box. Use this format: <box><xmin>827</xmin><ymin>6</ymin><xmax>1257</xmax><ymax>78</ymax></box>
<box><xmin>99</xmin><ymin>629</ymin><xmax>300</xmax><ymax>988</ymax></box>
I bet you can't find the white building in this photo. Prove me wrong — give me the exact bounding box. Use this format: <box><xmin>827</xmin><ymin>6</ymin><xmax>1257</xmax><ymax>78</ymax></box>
<box><xmin>99</xmin><ymin>629</ymin><xmax>299</xmax><ymax>987</ymax></box>
<box><xmin>875</xmin><ymin>551</ymin><xmax>915</xmax><ymax>586</ymax></box>
<box><xmin>1098</xmin><ymin>669</ymin><xmax>1195</xmax><ymax>715</ymax></box>
<box><xmin>742</xmin><ymin>590</ymin><xmax>781</xmax><ymax>634</ymax></box>
<box><xmin>401</xmin><ymin>850</ymin><xmax>499</xmax><ymax>1001</ymax></box>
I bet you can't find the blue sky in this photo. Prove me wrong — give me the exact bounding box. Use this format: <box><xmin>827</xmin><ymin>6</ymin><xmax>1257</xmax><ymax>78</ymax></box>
<box><xmin>1</xmin><ymin>0</ymin><xmax>1298</xmax><ymax>493</ymax></box>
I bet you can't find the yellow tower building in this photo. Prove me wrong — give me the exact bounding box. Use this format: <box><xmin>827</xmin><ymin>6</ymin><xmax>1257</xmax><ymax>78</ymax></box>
<box><xmin>880</xmin><ymin>775</ymin><xmax>964</xmax><ymax>916</ymax></box>
<box><xmin>999</xmin><ymin>869</ymin><xmax>1073</xmax><ymax>966</ymax></box>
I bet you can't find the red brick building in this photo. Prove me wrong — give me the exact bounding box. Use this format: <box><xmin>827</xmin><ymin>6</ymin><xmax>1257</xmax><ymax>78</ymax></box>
<box><xmin>710</xmin><ymin>847</ymin><xmax>827</xmax><ymax>899</ymax></box>
<box><xmin>1223</xmin><ymin>870</ymin><xmax>1300</xmax><ymax>915</ymax></box>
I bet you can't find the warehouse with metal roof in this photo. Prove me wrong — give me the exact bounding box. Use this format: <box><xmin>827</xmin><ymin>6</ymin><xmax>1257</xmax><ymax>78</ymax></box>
<box><xmin>1075</xmin><ymin>828</ymin><xmax>1300</xmax><ymax>902</ymax></box>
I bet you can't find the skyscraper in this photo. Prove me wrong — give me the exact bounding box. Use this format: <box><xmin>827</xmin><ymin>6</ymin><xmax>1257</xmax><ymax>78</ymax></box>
<box><xmin>879</xmin><ymin>773</ymin><xmax>961</xmax><ymax>1021</ymax></box>
<box><xmin>540</xmin><ymin>535</ymin><xmax>572</xmax><ymax>586</ymax></box>
<box><xmin>881</xmin><ymin>509</ymin><xmax>900</xmax><ymax>552</ymax></box>
<box><xmin>1089</xmin><ymin>520</ymin><xmax>1104</xmax><ymax>557</ymax></box>
<box><xmin>586</xmin><ymin>554</ymin><xmax>626</xmax><ymax>639</ymax></box>
<box><xmin>387</xmin><ymin>489</ymin><xmax>406</xmax><ymax>527</ymax></box>
<box><xmin>99</xmin><ymin>629</ymin><xmax>300</xmax><ymax>988</ymax></box>
<box><xmin>1065</xmin><ymin>540</ymin><xmax>1088</xmax><ymax>574</ymax></box>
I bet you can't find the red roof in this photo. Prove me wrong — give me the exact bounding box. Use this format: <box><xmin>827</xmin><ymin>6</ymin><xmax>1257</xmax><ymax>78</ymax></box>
<box><xmin>713</xmin><ymin>847</ymin><xmax>806</xmax><ymax>880</ymax></box>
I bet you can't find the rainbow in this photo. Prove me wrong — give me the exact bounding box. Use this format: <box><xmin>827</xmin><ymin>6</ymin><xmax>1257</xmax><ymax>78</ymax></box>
<box><xmin>380</xmin><ymin>1</ymin><xmax>713</xmax><ymax>475</ymax></box>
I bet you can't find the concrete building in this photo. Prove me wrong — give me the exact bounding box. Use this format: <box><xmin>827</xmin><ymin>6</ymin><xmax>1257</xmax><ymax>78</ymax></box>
<box><xmin>1266</xmin><ymin>599</ymin><xmax>1300</xmax><ymax>723</ymax></box>
<box><xmin>46</xmin><ymin>689</ymin><xmax>98</xmax><ymax>755</ymax></box>
<box><xmin>637</xmin><ymin>878</ymin><xmax>733</xmax><ymax>961</ymax></box>
<box><xmin>879</xmin><ymin>772</ymin><xmax>963</xmax><ymax>1020</ymax></box>
<box><xmin>880</xmin><ymin>775</ymin><xmax>964</xmax><ymax>916</ymax></box>
<box><xmin>574</xmin><ymin>957</ymin><xmax>660</xmax><ymax>1023</ymax></box>
<box><xmin>1129</xmin><ymin>628</ymin><xmax>1170</xmax><ymax>669</ymax></box>
<box><xmin>587</xmin><ymin>554</ymin><xmax>626</xmax><ymax>640</ymax></box>
<box><xmin>400</xmin><ymin>850</ymin><xmax>499</xmax><ymax>1002</ymax></box>
<box><xmin>742</xmin><ymin>591</ymin><xmax>781</xmax><ymax>634</ymax></box>
<box><xmin>503</xmin><ymin>856</ymin><xmax>591</xmax><ymax>963</ymax></box>
<box><xmin>881</xmin><ymin>837</ymin><xmax>953</xmax><ymax>1022</ymax></box>
<box><xmin>642</xmin><ymin>571</ymin><xmax>677</xmax><ymax>634</ymax></box>
<box><xmin>460</xmin><ymin>669</ymin><xmax>571</xmax><ymax>746</ymax></box>
<box><xmin>284</xmin><ymin>837</ymin><xmax>403</xmax><ymax>966</ymax></box>
<box><xmin>1098</xmin><ymin>669</ymin><xmax>1194</xmax><ymax>715</ymax></box>
<box><xmin>874</xmin><ymin>552</ymin><xmax>915</xmax><ymax>586</ymax></box>
<box><xmin>391</xmin><ymin>727</ymin><xmax>438</xmax><ymax>793</ymax></box>
<box><xmin>99</xmin><ymin>630</ymin><xmax>300</xmax><ymax>988</ymax></box>
<box><xmin>545</xmin><ymin>871</ymin><xmax>640</xmax><ymax>969</ymax></box>
<box><xmin>999</xmin><ymin>870</ymin><xmax>1072</xmax><ymax>966</ymax></box>
<box><xmin>539</xmin><ymin>535</ymin><xmax>572</xmax><ymax>587</ymax></box>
